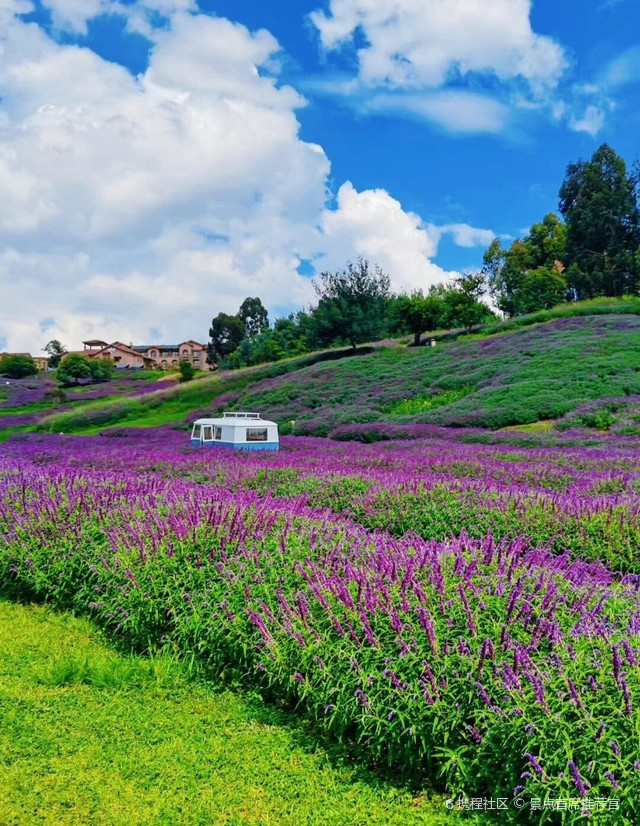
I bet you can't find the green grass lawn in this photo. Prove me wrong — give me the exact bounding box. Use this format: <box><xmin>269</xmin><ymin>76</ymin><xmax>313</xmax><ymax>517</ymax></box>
<box><xmin>0</xmin><ymin>600</ymin><xmax>455</xmax><ymax>826</ymax></box>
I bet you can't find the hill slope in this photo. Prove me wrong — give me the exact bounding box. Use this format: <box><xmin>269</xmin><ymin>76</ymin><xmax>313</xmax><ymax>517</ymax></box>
<box><xmin>212</xmin><ymin>314</ymin><xmax>640</xmax><ymax>434</ymax></box>
<box><xmin>24</xmin><ymin>311</ymin><xmax>640</xmax><ymax>438</ymax></box>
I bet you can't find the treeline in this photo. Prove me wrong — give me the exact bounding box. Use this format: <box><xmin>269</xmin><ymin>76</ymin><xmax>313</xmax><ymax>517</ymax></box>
<box><xmin>207</xmin><ymin>264</ymin><xmax>496</xmax><ymax>368</ymax></box>
<box><xmin>483</xmin><ymin>143</ymin><xmax>640</xmax><ymax>316</ymax></box>
<box><xmin>211</xmin><ymin>143</ymin><xmax>639</xmax><ymax>369</ymax></box>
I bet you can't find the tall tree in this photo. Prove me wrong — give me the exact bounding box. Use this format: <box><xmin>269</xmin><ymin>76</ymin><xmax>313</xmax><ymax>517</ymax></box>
<box><xmin>208</xmin><ymin>313</ymin><xmax>246</xmax><ymax>364</ymax></box>
<box><xmin>483</xmin><ymin>214</ymin><xmax>568</xmax><ymax>316</ymax></box>
<box><xmin>311</xmin><ymin>258</ymin><xmax>391</xmax><ymax>350</ymax></box>
<box><xmin>238</xmin><ymin>297</ymin><xmax>269</xmax><ymax>339</ymax></box>
<box><xmin>43</xmin><ymin>339</ymin><xmax>67</xmax><ymax>369</ymax></box>
<box><xmin>559</xmin><ymin>144</ymin><xmax>640</xmax><ymax>298</ymax></box>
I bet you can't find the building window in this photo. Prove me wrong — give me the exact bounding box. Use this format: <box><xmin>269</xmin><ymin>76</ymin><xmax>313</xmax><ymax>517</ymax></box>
<box><xmin>246</xmin><ymin>427</ymin><xmax>268</xmax><ymax>442</ymax></box>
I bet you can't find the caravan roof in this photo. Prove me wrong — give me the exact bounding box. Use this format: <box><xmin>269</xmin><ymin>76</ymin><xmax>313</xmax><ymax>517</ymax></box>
<box><xmin>192</xmin><ymin>411</ymin><xmax>277</xmax><ymax>427</ymax></box>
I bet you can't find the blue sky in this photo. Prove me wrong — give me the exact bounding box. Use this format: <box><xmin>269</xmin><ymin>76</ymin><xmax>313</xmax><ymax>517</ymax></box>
<box><xmin>1</xmin><ymin>0</ymin><xmax>639</xmax><ymax>353</ymax></box>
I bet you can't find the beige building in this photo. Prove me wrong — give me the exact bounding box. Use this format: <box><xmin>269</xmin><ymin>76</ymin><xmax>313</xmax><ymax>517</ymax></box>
<box><xmin>130</xmin><ymin>340</ymin><xmax>208</xmax><ymax>370</ymax></box>
<box><xmin>64</xmin><ymin>338</ymin><xmax>210</xmax><ymax>370</ymax></box>
<box><xmin>62</xmin><ymin>341</ymin><xmax>151</xmax><ymax>369</ymax></box>
<box><xmin>0</xmin><ymin>352</ymin><xmax>49</xmax><ymax>371</ymax></box>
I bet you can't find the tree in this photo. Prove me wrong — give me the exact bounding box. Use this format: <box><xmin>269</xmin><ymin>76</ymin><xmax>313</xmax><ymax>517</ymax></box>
<box><xmin>178</xmin><ymin>360</ymin><xmax>196</xmax><ymax>383</ymax></box>
<box><xmin>311</xmin><ymin>258</ymin><xmax>391</xmax><ymax>350</ymax></box>
<box><xmin>0</xmin><ymin>354</ymin><xmax>38</xmax><ymax>379</ymax></box>
<box><xmin>43</xmin><ymin>339</ymin><xmax>67</xmax><ymax>369</ymax></box>
<box><xmin>442</xmin><ymin>272</ymin><xmax>496</xmax><ymax>332</ymax></box>
<box><xmin>88</xmin><ymin>358</ymin><xmax>114</xmax><ymax>382</ymax></box>
<box><xmin>559</xmin><ymin>144</ymin><xmax>640</xmax><ymax>298</ymax></box>
<box><xmin>238</xmin><ymin>297</ymin><xmax>269</xmax><ymax>339</ymax></box>
<box><xmin>392</xmin><ymin>291</ymin><xmax>444</xmax><ymax>346</ymax></box>
<box><xmin>207</xmin><ymin>313</ymin><xmax>246</xmax><ymax>364</ymax></box>
<box><xmin>483</xmin><ymin>215</ymin><xmax>568</xmax><ymax>317</ymax></box>
<box><xmin>56</xmin><ymin>354</ymin><xmax>92</xmax><ymax>386</ymax></box>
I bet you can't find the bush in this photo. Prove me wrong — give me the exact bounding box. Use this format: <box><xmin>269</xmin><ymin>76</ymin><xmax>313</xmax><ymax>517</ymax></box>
<box><xmin>178</xmin><ymin>361</ymin><xmax>196</xmax><ymax>383</ymax></box>
<box><xmin>0</xmin><ymin>355</ymin><xmax>38</xmax><ymax>379</ymax></box>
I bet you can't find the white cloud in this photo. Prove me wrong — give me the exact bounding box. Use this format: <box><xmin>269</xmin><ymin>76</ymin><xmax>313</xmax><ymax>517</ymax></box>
<box><xmin>317</xmin><ymin>182</ymin><xmax>456</xmax><ymax>292</ymax></box>
<box><xmin>366</xmin><ymin>90</ymin><xmax>509</xmax><ymax>134</ymax></box>
<box><xmin>310</xmin><ymin>0</ymin><xmax>566</xmax><ymax>92</ymax></box>
<box><xmin>0</xmin><ymin>5</ymin><xmax>460</xmax><ymax>353</ymax></box>
<box><xmin>569</xmin><ymin>104</ymin><xmax>605</xmax><ymax>136</ymax></box>
<box><xmin>431</xmin><ymin>223</ymin><xmax>496</xmax><ymax>248</ymax></box>
<box><xmin>598</xmin><ymin>46</ymin><xmax>640</xmax><ymax>91</ymax></box>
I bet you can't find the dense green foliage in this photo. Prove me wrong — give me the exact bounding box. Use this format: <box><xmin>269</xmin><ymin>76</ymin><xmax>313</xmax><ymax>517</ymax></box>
<box><xmin>0</xmin><ymin>600</ymin><xmax>446</xmax><ymax>826</ymax></box>
<box><xmin>483</xmin><ymin>144</ymin><xmax>640</xmax><ymax>317</ymax></box>
<box><xmin>57</xmin><ymin>354</ymin><xmax>113</xmax><ymax>386</ymax></box>
<box><xmin>0</xmin><ymin>354</ymin><xmax>38</xmax><ymax>378</ymax></box>
<box><xmin>177</xmin><ymin>360</ymin><xmax>196</xmax><ymax>383</ymax></box>
<box><xmin>311</xmin><ymin>258</ymin><xmax>392</xmax><ymax>349</ymax></box>
<box><xmin>560</xmin><ymin>144</ymin><xmax>640</xmax><ymax>299</ymax></box>
<box><xmin>207</xmin><ymin>312</ymin><xmax>247</xmax><ymax>364</ymax></box>
<box><xmin>483</xmin><ymin>214</ymin><xmax>568</xmax><ymax>317</ymax></box>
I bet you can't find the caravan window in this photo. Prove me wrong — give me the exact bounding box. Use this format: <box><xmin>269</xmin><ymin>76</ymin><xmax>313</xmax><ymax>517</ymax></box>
<box><xmin>246</xmin><ymin>427</ymin><xmax>268</xmax><ymax>442</ymax></box>
<box><xmin>191</xmin><ymin>424</ymin><xmax>201</xmax><ymax>440</ymax></box>
<box><xmin>202</xmin><ymin>425</ymin><xmax>214</xmax><ymax>441</ymax></box>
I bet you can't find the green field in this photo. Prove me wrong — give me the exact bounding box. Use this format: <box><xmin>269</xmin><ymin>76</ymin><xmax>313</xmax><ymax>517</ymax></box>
<box><xmin>0</xmin><ymin>600</ymin><xmax>454</xmax><ymax>826</ymax></box>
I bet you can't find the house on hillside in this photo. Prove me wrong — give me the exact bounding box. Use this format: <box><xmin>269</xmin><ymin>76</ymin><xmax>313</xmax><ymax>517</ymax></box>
<box><xmin>61</xmin><ymin>338</ymin><xmax>210</xmax><ymax>370</ymax></box>
<box><xmin>63</xmin><ymin>341</ymin><xmax>153</xmax><ymax>369</ymax></box>
<box><xmin>89</xmin><ymin>342</ymin><xmax>154</xmax><ymax>369</ymax></box>
<box><xmin>130</xmin><ymin>340</ymin><xmax>208</xmax><ymax>370</ymax></box>
<box><xmin>0</xmin><ymin>352</ymin><xmax>49</xmax><ymax>371</ymax></box>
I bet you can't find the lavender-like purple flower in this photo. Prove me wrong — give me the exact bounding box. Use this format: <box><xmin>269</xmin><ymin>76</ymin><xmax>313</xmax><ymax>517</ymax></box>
<box><xmin>567</xmin><ymin>761</ymin><xmax>589</xmax><ymax>797</ymax></box>
<box><xmin>524</xmin><ymin>753</ymin><xmax>544</xmax><ymax>776</ymax></box>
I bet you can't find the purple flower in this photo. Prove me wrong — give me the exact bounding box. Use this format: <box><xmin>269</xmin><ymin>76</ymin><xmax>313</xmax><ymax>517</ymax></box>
<box><xmin>603</xmin><ymin>771</ymin><xmax>619</xmax><ymax>790</ymax></box>
<box><xmin>568</xmin><ymin>760</ymin><xmax>589</xmax><ymax>797</ymax></box>
<box><xmin>354</xmin><ymin>689</ymin><xmax>370</xmax><ymax>707</ymax></box>
<box><xmin>524</xmin><ymin>753</ymin><xmax>544</xmax><ymax>776</ymax></box>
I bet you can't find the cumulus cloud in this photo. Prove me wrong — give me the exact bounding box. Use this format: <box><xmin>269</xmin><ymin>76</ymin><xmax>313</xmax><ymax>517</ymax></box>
<box><xmin>310</xmin><ymin>0</ymin><xmax>567</xmax><ymax>92</ymax></box>
<box><xmin>0</xmin><ymin>4</ymin><xmax>469</xmax><ymax>353</ymax></box>
<box><xmin>317</xmin><ymin>183</ymin><xmax>455</xmax><ymax>292</ymax></box>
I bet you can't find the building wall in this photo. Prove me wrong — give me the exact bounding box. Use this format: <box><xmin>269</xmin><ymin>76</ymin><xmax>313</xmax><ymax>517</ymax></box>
<box><xmin>95</xmin><ymin>347</ymin><xmax>145</xmax><ymax>368</ymax></box>
<box><xmin>145</xmin><ymin>341</ymin><xmax>207</xmax><ymax>369</ymax></box>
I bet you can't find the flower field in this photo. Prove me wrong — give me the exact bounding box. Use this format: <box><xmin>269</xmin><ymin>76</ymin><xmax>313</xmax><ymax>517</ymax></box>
<box><xmin>1</xmin><ymin>429</ymin><xmax>639</xmax><ymax>822</ymax></box>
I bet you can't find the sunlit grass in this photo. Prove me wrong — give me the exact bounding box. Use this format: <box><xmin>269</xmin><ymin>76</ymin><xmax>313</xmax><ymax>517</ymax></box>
<box><xmin>0</xmin><ymin>600</ymin><xmax>454</xmax><ymax>826</ymax></box>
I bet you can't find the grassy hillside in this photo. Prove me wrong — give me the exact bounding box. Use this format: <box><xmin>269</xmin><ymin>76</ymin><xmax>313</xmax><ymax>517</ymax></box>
<box><xmin>21</xmin><ymin>302</ymin><xmax>640</xmax><ymax>438</ymax></box>
<box><xmin>208</xmin><ymin>313</ymin><xmax>640</xmax><ymax>435</ymax></box>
